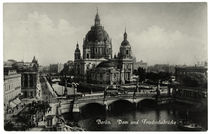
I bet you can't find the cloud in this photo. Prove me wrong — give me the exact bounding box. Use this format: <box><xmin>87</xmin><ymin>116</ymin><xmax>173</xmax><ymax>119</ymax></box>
<box><xmin>4</xmin><ymin>11</ymin><xmax>207</xmax><ymax>66</ymax></box>
<box><xmin>4</xmin><ymin>11</ymin><xmax>78</xmax><ymax>65</ymax></box>
<box><xmin>129</xmin><ymin>25</ymin><xmax>207</xmax><ymax>65</ymax></box>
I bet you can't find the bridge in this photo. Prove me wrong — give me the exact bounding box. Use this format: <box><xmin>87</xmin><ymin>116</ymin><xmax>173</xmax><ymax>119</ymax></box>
<box><xmin>71</xmin><ymin>91</ymin><xmax>164</xmax><ymax>114</ymax></box>
<box><xmin>57</xmin><ymin>92</ymin><xmax>160</xmax><ymax>114</ymax></box>
<box><xmin>58</xmin><ymin>91</ymin><xmax>206</xmax><ymax>116</ymax></box>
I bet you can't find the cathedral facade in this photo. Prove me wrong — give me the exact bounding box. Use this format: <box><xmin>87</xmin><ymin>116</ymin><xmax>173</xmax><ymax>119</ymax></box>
<box><xmin>74</xmin><ymin>11</ymin><xmax>134</xmax><ymax>85</ymax></box>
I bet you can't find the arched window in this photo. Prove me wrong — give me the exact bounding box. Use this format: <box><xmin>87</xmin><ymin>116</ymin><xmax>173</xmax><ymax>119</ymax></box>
<box><xmin>87</xmin><ymin>64</ymin><xmax>90</xmax><ymax>70</ymax></box>
<box><xmin>126</xmin><ymin>50</ymin><xmax>129</xmax><ymax>55</ymax></box>
<box><xmin>87</xmin><ymin>53</ymin><xmax>89</xmax><ymax>59</ymax></box>
<box><xmin>77</xmin><ymin>65</ymin><xmax>80</xmax><ymax>74</ymax></box>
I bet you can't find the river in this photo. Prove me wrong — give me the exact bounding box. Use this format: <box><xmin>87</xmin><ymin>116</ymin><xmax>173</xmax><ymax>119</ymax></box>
<box><xmin>64</xmin><ymin>102</ymin><xmax>207</xmax><ymax>131</ymax></box>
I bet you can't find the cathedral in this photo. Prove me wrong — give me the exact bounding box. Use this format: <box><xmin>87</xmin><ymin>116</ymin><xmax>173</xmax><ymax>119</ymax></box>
<box><xmin>74</xmin><ymin>11</ymin><xmax>134</xmax><ymax>85</ymax></box>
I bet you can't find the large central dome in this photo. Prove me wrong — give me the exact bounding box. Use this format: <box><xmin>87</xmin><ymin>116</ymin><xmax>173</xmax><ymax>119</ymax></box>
<box><xmin>84</xmin><ymin>11</ymin><xmax>110</xmax><ymax>43</ymax></box>
<box><xmin>82</xmin><ymin>11</ymin><xmax>112</xmax><ymax>59</ymax></box>
<box><xmin>85</xmin><ymin>26</ymin><xmax>110</xmax><ymax>42</ymax></box>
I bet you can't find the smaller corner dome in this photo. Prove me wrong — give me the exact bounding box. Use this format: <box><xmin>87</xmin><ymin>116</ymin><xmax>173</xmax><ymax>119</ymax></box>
<box><xmin>32</xmin><ymin>56</ymin><xmax>38</xmax><ymax>63</ymax></box>
<box><xmin>96</xmin><ymin>60</ymin><xmax>117</xmax><ymax>68</ymax></box>
<box><xmin>121</xmin><ymin>40</ymin><xmax>130</xmax><ymax>47</ymax></box>
<box><xmin>75</xmin><ymin>47</ymin><xmax>80</xmax><ymax>52</ymax></box>
<box><xmin>75</xmin><ymin>44</ymin><xmax>80</xmax><ymax>52</ymax></box>
<box><xmin>121</xmin><ymin>31</ymin><xmax>130</xmax><ymax>46</ymax></box>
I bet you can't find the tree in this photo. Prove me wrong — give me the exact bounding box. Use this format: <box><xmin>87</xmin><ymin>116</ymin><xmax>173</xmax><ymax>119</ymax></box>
<box><xmin>181</xmin><ymin>73</ymin><xmax>207</xmax><ymax>87</ymax></box>
<box><xmin>158</xmin><ymin>72</ymin><xmax>171</xmax><ymax>82</ymax></box>
<box><xmin>12</xmin><ymin>101</ymin><xmax>51</xmax><ymax>131</ymax></box>
<box><xmin>4</xmin><ymin>121</ymin><xmax>15</xmax><ymax>131</ymax></box>
<box><xmin>60</xmin><ymin>62</ymin><xmax>74</xmax><ymax>76</ymax></box>
<box><xmin>146</xmin><ymin>72</ymin><xmax>159</xmax><ymax>83</ymax></box>
<box><xmin>133</xmin><ymin>67</ymin><xmax>146</xmax><ymax>83</ymax></box>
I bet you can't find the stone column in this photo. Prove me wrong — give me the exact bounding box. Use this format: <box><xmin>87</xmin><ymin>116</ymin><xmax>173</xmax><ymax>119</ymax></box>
<box><xmin>110</xmin><ymin>73</ymin><xmax>113</xmax><ymax>85</ymax></box>
<box><xmin>22</xmin><ymin>74</ymin><xmax>24</xmax><ymax>88</ymax></box>
<box><xmin>33</xmin><ymin>74</ymin><xmax>36</xmax><ymax>88</ymax></box>
<box><xmin>132</xmin><ymin>100</ymin><xmax>137</xmax><ymax>110</ymax></box>
<box><xmin>27</xmin><ymin>74</ymin><xmax>30</xmax><ymax>88</ymax></box>
<box><xmin>121</xmin><ymin>71</ymin><xmax>125</xmax><ymax>84</ymax></box>
<box><xmin>167</xmin><ymin>85</ymin><xmax>171</xmax><ymax>96</ymax></box>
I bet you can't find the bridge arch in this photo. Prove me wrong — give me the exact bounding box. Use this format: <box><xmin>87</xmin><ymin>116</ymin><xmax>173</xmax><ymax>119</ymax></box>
<box><xmin>79</xmin><ymin>101</ymin><xmax>104</xmax><ymax>108</ymax></box>
<box><xmin>136</xmin><ymin>98</ymin><xmax>157</xmax><ymax>109</ymax></box>
<box><xmin>136</xmin><ymin>98</ymin><xmax>156</xmax><ymax>104</ymax></box>
<box><xmin>107</xmin><ymin>99</ymin><xmax>134</xmax><ymax>113</ymax></box>
<box><xmin>80</xmin><ymin>102</ymin><xmax>106</xmax><ymax>117</ymax></box>
<box><xmin>107</xmin><ymin>98</ymin><xmax>133</xmax><ymax>106</ymax></box>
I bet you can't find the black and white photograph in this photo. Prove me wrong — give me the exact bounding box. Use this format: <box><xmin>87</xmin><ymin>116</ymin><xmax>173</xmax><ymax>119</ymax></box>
<box><xmin>3</xmin><ymin>2</ymin><xmax>208</xmax><ymax>131</ymax></box>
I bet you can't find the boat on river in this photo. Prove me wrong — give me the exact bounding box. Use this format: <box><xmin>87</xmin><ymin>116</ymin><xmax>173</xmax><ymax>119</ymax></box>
<box><xmin>177</xmin><ymin>110</ymin><xmax>203</xmax><ymax>131</ymax></box>
<box><xmin>177</xmin><ymin>121</ymin><xmax>203</xmax><ymax>131</ymax></box>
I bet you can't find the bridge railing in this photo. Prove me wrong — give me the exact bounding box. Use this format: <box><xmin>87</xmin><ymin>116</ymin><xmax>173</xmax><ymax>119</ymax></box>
<box><xmin>74</xmin><ymin>89</ymin><xmax>171</xmax><ymax>102</ymax></box>
<box><xmin>78</xmin><ymin>95</ymin><xmax>104</xmax><ymax>100</ymax></box>
<box><xmin>76</xmin><ymin>92</ymin><xmax>158</xmax><ymax>101</ymax></box>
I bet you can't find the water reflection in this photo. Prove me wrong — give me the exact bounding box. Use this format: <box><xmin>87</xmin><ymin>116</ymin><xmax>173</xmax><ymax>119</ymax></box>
<box><xmin>66</xmin><ymin>102</ymin><xmax>207</xmax><ymax>131</ymax></box>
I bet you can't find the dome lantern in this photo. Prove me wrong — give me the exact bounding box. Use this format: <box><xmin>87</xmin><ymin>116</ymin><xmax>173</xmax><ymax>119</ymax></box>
<box><xmin>95</xmin><ymin>8</ymin><xmax>100</xmax><ymax>26</ymax></box>
<box><xmin>124</xmin><ymin>28</ymin><xmax>127</xmax><ymax>41</ymax></box>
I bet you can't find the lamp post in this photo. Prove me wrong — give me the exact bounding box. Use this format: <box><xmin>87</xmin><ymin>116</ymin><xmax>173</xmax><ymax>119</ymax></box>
<box><xmin>72</xmin><ymin>82</ymin><xmax>79</xmax><ymax>101</ymax></box>
<box><xmin>64</xmin><ymin>78</ymin><xmax>67</xmax><ymax>96</ymax></box>
<box><xmin>156</xmin><ymin>80</ymin><xmax>161</xmax><ymax>100</ymax></box>
<box><xmin>104</xmin><ymin>85</ymin><xmax>108</xmax><ymax>102</ymax></box>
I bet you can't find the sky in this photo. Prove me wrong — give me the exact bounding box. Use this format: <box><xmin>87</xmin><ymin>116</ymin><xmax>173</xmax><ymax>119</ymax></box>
<box><xmin>3</xmin><ymin>3</ymin><xmax>207</xmax><ymax>66</ymax></box>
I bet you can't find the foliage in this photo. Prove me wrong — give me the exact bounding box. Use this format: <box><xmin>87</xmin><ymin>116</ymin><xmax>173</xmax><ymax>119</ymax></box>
<box><xmin>146</xmin><ymin>72</ymin><xmax>159</xmax><ymax>82</ymax></box>
<box><xmin>157</xmin><ymin>72</ymin><xmax>172</xmax><ymax>81</ymax></box>
<box><xmin>133</xmin><ymin>68</ymin><xmax>172</xmax><ymax>84</ymax></box>
<box><xmin>60</xmin><ymin>62</ymin><xmax>74</xmax><ymax>76</ymax></box>
<box><xmin>4</xmin><ymin>121</ymin><xmax>14</xmax><ymax>131</ymax></box>
<box><xmin>133</xmin><ymin>67</ymin><xmax>146</xmax><ymax>82</ymax></box>
<box><xmin>8</xmin><ymin>101</ymin><xmax>51</xmax><ymax>131</ymax></box>
<box><xmin>181</xmin><ymin>73</ymin><xmax>207</xmax><ymax>87</ymax></box>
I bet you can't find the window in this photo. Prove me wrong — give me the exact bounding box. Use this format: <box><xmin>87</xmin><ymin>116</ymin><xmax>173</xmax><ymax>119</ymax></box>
<box><xmin>126</xmin><ymin>50</ymin><xmax>129</xmax><ymax>55</ymax></box>
<box><xmin>87</xmin><ymin>54</ymin><xmax>89</xmax><ymax>59</ymax></box>
<box><xmin>87</xmin><ymin>64</ymin><xmax>90</xmax><ymax>70</ymax></box>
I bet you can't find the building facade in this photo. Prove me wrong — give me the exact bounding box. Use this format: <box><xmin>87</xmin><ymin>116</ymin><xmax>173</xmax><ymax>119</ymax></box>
<box><xmin>147</xmin><ymin>64</ymin><xmax>175</xmax><ymax>73</ymax></box>
<box><xmin>21</xmin><ymin>57</ymin><xmax>39</xmax><ymax>98</ymax></box>
<box><xmin>173</xmin><ymin>66</ymin><xmax>207</xmax><ymax>101</ymax></box>
<box><xmin>12</xmin><ymin>56</ymin><xmax>39</xmax><ymax>98</ymax></box>
<box><xmin>4</xmin><ymin>57</ymin><xmax>39</xmax><ymax>99</ymax></box>
<box><xmin>175</xmin><ymin>66</ymin><xmax>207</xmax><ymax>83</ymax></box>
<box><xmin>133</xmin><ymin>60</ymin><xmax>148</xmax><ymax>71</ymax></box>
<box><xmin>74</xmin><ymin>11</ymin><xmax>134</xmax><ymax>85</ymax></box>
<box><xmin>4</xmin><ymin>68</ymin><xmax>21</xmax><ymax>111</ymax></box>
<box><xmin>21</xmin><ymin>72</ymin><xmax>38</xmax><ymax>98</ymax></box>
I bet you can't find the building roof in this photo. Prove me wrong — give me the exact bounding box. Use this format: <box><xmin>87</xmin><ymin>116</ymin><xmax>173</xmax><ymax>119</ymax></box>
<box><xmin>4</xmin><ymin>67</ymin><xmax>18</xmax><ymax>76</ymax></box>
<box><xmin>96</xmin><ymin>60</ymin><xmax>117</xmax><ymax>68</ymax></box>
